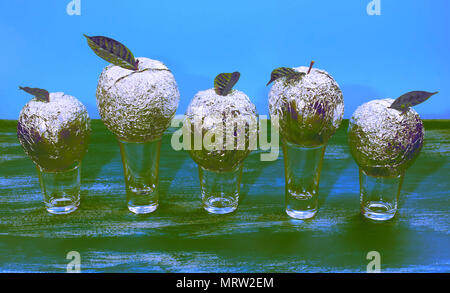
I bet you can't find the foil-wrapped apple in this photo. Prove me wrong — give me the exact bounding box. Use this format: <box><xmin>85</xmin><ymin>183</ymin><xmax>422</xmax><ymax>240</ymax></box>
<box><xmin>268</xmin><ymin>63</ymin><xmax>344</xmax><ymax>147</ymax></box>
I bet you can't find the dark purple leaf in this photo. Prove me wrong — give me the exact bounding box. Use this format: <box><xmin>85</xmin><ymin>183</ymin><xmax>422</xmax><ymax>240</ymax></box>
<box><xmin>214</xmin><ymin>72</ymin><xmax>240</xmax><ymax>96</ymax></box>
<box><xmin>84</xmin><ymin>35</ymin><xmax>138</xmax><ymax>71</ymax></box>
<box><xmin>267</xmin><ymin>67</ymin><xmax>305</xmax><ymax>86</ymax></box>
<box><xmin>389</xmin><ymin>91</ymin><xmax>438</xmax><ymax>113</ymax></box>
<box><xmin>19</xmin><ymin>86</ymin><xmax>49</xmax><ymax>102</ymax></box>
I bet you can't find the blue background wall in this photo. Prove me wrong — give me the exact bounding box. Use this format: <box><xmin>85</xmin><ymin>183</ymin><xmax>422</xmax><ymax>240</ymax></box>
<box><xmin>0</xmin><ymin>0</ymin><xmax>448</xmax><ymax>119</ymax></box>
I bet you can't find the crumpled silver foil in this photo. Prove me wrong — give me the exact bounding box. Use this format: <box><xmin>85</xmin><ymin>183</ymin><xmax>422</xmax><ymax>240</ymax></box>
<box><xmin>268</xmin><ymin>66</ymin><xmax>344</xmax><ymax>147</ymax></box>
<box><xmin>17</xmin><ymin>92</ymin><xmax>91</xmax><ymax>172</ymax></box>
<box><xmin>348</xmin><ymin>98</ymin><xmax>424</xmax><ymax>177</ymax></box>
<box><xmin>96</xmin><ymin>57</ymin><xmax>180</xmax><ymax>142</ymax></box>
<box><xmin>185</xmin><ymin>89</ymin><xmax>258</xmax><ymax>172</ymax></box>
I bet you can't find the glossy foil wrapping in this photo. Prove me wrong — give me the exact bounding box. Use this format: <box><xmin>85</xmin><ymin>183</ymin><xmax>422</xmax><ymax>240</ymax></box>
<box><xmin>185</xmin><ymin>89</ymin><xmax>257</xmax><ymax>172</ymax></box>
<box><xmin>96</xmin><ymin>57</ymin><xmax>180</xmax><ymax>142</ymax></box>
<box><xmin>17</xmin><ymin>92</ymin><xmax>91</xmax><ymax>172</ymax></box>
<box><xmin>348</xmin><ymin>99</ymin><xmax>424</xmax><ymax>177</ymax></box>
<box><xmin>268</xmin><ymin>66</ymin><xmax>344</xmax><ymax>147</ymax></box>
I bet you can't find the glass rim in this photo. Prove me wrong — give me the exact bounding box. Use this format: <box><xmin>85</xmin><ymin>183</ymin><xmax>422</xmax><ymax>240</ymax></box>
<box><xmin>36</xmin><ymin>161</ymin><xmax>81</xmax><ymax>174</ymax></box>
<box><xmin>281</xmin><ymin>138</ymin><xmax>327</xmax><ymax>149</ymax></box>
<box><xmin>117</xmin><ymin>137</ymin><xmax>162</xmax><ymax>144</ymax></box>
<box><xmin>198</xmin><ymin>162</ymin><xmax>243</xmax><ymax>174</ymax></box>
<box><xmin>359</xmin><ymin>167</ymin><xmax>404</xmax><ymax>179</ymax></box>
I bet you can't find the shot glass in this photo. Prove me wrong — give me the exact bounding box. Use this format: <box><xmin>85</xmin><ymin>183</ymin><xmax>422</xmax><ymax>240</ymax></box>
<box><xmin>118</xmin><ymin>138</ymin><xmax>161</xmax><ymax>214</ymax></box>
<box><xmin>282</xmin><ymin>139</ymin><xmax>326</xmax><ymax>219</ymax></box>
<box><xmin>37</xmin><ymin>162</ymin><xmax>81</xmax><ymax>215</ymax></box>
<box><xmin>198</xmin><ymin>164</ymin><xmax>243</xmax><ymax>214</ymax></box>
<box><xmin>359</xmin><ymin>169</ymin><xmax>404</xmax><ymax>221</ymax></box>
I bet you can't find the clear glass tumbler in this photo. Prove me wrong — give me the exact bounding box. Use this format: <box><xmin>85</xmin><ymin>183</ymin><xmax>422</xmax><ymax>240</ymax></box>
<box><xmin>282</xmin><ymin>139</ymin><xmax>326</xmax><ymax>219</ymax></box>
<box><xmin>359</xmin><ymin>169</ymin><xmax>404</xmax><ymax>221</ymax></box>
<box><xmin>118</xmin><ymin>139</ymin><xmax>161</xmax><ymax>214</ymax></box>
<box><xmin>37</xmin><ymin>163</ymin><xmax>81</xmax><ymax>215</ymax></box>
<box><xmin>198</xmin><ymin>164</ymin><xmax>243</xmax><ymax>214</ymax></box>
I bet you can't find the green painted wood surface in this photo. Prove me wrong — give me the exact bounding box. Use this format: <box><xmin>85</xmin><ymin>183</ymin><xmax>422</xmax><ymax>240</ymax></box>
<box><xmin>0</xmin><ymin>120</ymin><xmax>449</xmax><ymax>273</ymax></box>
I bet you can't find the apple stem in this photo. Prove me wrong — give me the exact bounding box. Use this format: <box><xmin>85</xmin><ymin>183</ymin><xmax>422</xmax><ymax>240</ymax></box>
<box><xmin>307</xmin><ymin>61</ymin><xmax>315</xmax><ymax>74</ymax></box>
<box><xmin>134</xmin><ymin>59</ymin><xmax>140</xmax><ymax>71</ymax></box>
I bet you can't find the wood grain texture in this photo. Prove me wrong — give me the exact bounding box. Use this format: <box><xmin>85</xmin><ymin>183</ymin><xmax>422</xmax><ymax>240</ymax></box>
<box><xmin>0</xmin><ymin>120</ymin><xmax>448</xmax><ymax>273</ymax></box>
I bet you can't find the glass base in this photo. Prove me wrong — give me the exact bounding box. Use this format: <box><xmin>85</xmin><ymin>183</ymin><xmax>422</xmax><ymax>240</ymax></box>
<box><xmin>286</xmin><ymin>207</ymin><xmax>317</xmax><ymax>220</ymax></box>
<box><xmin>362</xmin><ymin>201</ymin><xmax>396</xmax><ymax>221</ymax></box>
<box><xmin>46</xmin><ymin>199</ymin><xmax>80</xmax><ymax>215</ymax></box>
<box><xmin>128</xmin><ymin>203</ymin><xmax>158</xmax><ymax>214</ymax></box>
<box><xmin>203</xmin><ymin>197</ymin><xmax>238</xmax><ymax>214</ymax></box>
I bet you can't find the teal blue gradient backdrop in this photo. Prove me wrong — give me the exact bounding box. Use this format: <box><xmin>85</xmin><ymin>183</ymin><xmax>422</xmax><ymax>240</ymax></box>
<box><xmin>0</xmin><ymin>0</ymin><xmax>448</xmax><ymax>119</ymax></box>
